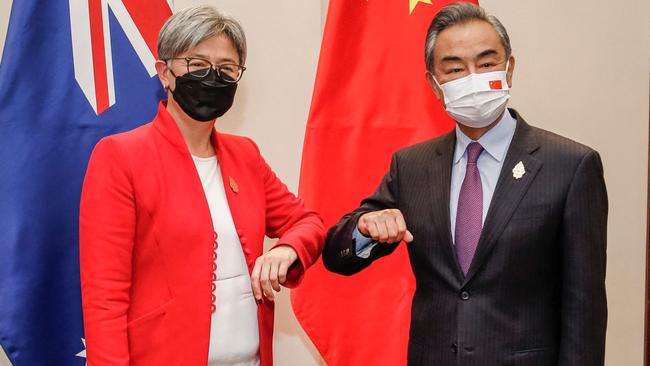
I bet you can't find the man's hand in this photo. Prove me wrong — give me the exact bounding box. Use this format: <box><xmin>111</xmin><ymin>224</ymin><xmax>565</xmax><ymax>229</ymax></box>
<box><xmin>251</xmin><ymin>245</ymin><xmax>298</xmax><ymax>302</ymax></box>
<box><xmin>358</xmin><ymin>209</ymin><xmax>414</xmax><ymax>244</ymax></box>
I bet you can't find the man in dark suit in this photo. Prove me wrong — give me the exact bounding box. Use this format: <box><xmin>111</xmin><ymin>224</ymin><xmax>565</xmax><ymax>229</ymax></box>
<box><xmin>323</xmin><ymin>3</ymin><xmax>607</xmax><ymax>365</ymax></box>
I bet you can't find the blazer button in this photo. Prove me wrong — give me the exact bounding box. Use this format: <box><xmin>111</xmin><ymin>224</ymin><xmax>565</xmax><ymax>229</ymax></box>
<box><xmin>451</xmin><ymin>343</ymin><xmax>458</xmax><ymax>354</ymax></box>
<box><xmin>240</xmin><ymin>236</ymin><xmax>247</xmax><ymax>244</ymax></box>
<box><xmin>460</xmin><ymin>291</ymin><xmax>470</xmax><ymax>301</ymax></box>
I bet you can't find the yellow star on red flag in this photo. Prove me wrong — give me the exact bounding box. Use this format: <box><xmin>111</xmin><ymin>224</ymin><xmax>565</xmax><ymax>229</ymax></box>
<box><xmin>409</xmin><ymin>0</ymin><xmax>433</xmax><ymax>14</ymax></box>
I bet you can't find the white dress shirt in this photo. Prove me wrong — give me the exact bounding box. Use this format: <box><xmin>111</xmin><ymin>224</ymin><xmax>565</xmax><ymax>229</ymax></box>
<box><xmin>449</xmin><ymin>110</ymin><xmax>517</xmax><ymax>242</ymax></box>
<box><xmin>354</xmin><ymin>109</ymin><xmax>517</xmax><ymax>254</ymax></box>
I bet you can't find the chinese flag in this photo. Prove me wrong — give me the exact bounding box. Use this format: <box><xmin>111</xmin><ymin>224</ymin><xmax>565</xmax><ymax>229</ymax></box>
<box><xmin>292</xmin><ymin>0</ymin><xmax>477</xmax><ymax>365</ymax></box>
<box><xmin>490</xmin><ymin>80</ymin><xmax>503</xmax><ymax>90</ymax></box>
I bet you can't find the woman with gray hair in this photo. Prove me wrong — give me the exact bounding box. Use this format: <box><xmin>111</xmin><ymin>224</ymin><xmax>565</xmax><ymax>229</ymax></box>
<box><xmin>79</xmin><ymin>5</ymin><xmax>324</xmax><ymax>366</ymax></box>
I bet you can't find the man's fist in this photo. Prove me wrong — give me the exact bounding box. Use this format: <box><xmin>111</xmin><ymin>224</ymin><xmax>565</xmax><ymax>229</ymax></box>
<box><xmin>358</xmin><ymin>209</ymin><xmax>414</xmax><ymax>244</ymax></box>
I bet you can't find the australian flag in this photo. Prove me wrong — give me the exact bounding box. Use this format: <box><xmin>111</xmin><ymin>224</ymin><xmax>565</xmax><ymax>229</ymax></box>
<box><xmin>0</xmin><ymin>1</ymin><xmax>172</xmax><ymax>364</ymax></box>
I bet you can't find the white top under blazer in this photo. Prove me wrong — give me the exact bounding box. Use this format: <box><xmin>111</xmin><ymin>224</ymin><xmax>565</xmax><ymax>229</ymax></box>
<box><xmin>193</xmin><ymin>155</ymin><xmax>260</xmax><ymax>366</ymax></box>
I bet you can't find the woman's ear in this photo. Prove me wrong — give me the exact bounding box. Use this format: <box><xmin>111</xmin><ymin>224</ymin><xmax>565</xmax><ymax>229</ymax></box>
<box><xmin>155</xmin><ymin>60</ymin><xmax>170</xmax><ymax>89</ymax></box>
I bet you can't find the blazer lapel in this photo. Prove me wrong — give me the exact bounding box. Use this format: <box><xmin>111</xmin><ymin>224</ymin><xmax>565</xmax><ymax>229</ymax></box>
<box><xmin>463</xmin><ymin>113</ymin><xmax>542</xmax><ymax>284</ymax></box>
<box><xmin>428</xmin><ymin>131</ymin><xmax>465</xmax><ymax>282</ymax></box>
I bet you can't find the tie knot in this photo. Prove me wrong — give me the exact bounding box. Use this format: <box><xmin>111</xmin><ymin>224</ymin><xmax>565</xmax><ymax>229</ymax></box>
<box><xmin>466</xmin><ymin>142</ymin><xmax>484</xmax><ymax>164</ymax></box>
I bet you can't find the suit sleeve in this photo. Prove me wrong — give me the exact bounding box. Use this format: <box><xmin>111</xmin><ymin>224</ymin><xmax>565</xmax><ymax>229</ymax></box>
<box><xmin>79</xmin><ymin>138</ymin><xmax>135</xmax><ymax>366</ymax></box>
<box><xmin>558</xmin><ymin>150</ymin><xmax>608</xmax><ymax>365</ymax></box>
<box><xmin>253</xmin><ymin>140</ymin><xmax>325</xmax><ymax>288</ymax></box>
<box><xmin>322</xmin><ymin>153</ymin><xmax>402</xmax><ymax>276</ymax></box>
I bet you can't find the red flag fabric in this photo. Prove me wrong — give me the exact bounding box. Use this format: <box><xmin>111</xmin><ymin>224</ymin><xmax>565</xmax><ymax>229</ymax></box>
<box><xmin>292</xmin><ymin>0</ymin><xmax>477</xmax><ymax>365</ymax></box>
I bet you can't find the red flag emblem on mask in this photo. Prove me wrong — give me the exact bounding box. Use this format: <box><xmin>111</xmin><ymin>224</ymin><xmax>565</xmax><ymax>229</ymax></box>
<box><xmin>489</xmin><ymin>80</ymin><xmax>503</xmax><ymax>89</ymax></box>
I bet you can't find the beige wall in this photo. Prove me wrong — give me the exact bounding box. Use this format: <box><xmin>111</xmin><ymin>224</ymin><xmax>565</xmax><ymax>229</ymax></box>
<box><xmin>479</xmin><ymin>1</ymin><xmax>650</xmax><ymax>364</ymax></box>
<box><xmin>0</xmin><ymin>0</ymin><xmax>10</xmax><ymax>62</ymax></box>
<box><xmin>0</xmin><ymin>0</ymin><xmax>648</xmax><ymax>365</ymax></box>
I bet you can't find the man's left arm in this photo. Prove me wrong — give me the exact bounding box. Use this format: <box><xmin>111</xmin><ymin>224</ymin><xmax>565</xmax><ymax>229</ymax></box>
<box><xmin>558</xmin><ymin>150</ymin><xmax>608</xmax><ymax>365</ymax></box>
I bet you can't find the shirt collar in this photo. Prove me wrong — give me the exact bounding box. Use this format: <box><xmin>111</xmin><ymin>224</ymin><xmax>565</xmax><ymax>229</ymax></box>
<box><xmin>453</xmin><ymin>109</ymin><xmax>517</xmax><ymax>164</ymax></box>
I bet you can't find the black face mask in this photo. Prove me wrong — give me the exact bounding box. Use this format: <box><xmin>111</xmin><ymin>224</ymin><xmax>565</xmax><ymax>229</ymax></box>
<box><xmin>169</xmin><ymin>68</ymin><xmax>237</xmax><ymax>122</ymax></box>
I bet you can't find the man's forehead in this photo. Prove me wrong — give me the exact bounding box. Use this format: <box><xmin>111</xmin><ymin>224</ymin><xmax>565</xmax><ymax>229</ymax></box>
<box><xmin>439</xmin><ymin>49</ymin><xmax>500</xmax><ymax>63</ymax></box>
<box><xmin>434</xmin><ymin>20</ymin><xmax>505</xmax><ymax>61</ymax></box>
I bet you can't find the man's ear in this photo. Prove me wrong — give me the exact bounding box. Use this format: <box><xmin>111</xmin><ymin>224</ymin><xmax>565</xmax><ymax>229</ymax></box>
<box><xmin>505</xmin><ymin>55</ymin><xmax>515</xmax><ymax>88</ymax></box>
<box><xmin>426</xmin><ymin>71</ymin><xmax>443</xmax><ymax>101</ymax></box>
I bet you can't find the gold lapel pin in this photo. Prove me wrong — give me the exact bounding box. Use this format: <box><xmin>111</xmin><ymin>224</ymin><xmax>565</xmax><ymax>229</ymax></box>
<box><xmin>512</xmin><ymin>161</ymin><xmax>526</xmax><ymax>179</ymax></box>
<box><xmin>229</xmin><ymin>176</ymin><xmax>239</xmax><ymax>193</ymax></box>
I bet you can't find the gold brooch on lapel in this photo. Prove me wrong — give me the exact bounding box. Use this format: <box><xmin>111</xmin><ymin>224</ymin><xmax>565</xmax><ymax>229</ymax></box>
<box><xmin>512</xmin><ymin>161</ymin><xmax>526</xmax><ymax>180</ymax></box>
<box><xmin>229</xmin><ymin>176</ymin><xmax>239</xmax><ymax>193</ymax></box>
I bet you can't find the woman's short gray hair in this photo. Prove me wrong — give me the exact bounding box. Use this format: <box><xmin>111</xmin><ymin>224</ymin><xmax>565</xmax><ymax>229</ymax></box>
<box><xmin>157</xmin><ymin>5</ymin><xmax>247</xmax><ymax>65</ymax></box>
<box><xmin>424</xmin><ymin>2</ymin><xmax>511</xmax><ymax>72</ymax></box>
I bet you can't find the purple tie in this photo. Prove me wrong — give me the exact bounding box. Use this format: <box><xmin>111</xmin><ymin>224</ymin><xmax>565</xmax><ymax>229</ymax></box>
<box><xmin>455</xmin><ymin>142</ymin><xmax>484</xmax><ymax>274</ymax></box>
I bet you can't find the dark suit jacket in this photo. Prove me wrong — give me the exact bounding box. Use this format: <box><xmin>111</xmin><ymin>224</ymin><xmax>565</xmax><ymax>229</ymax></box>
<box><xmin>324</xmin><ymin>110</ymin><xmax>607</xmax><ymax>366</ymax></box>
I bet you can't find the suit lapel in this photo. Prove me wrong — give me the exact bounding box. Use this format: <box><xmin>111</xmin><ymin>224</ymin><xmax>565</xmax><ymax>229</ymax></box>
<box><xmin>463</xmin><ymin>113</ymin><xmax>542</xmax><ymax>284</ymax></box>
<box><xmin>428</xmin><ymin>131</ymin><xmax>465</xmax><ymax>282</ymax></box>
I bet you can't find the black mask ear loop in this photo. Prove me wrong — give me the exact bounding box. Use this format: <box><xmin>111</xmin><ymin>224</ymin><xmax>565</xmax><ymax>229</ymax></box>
<box><xmin>164</xmin><ymin>60</ymin><xmax>177</xmax><ymax>93</ymax></box>
<box><xmin>166</xmin><ymin>68</ymin><xmax>180</xmax><ymax>95</ymax></box>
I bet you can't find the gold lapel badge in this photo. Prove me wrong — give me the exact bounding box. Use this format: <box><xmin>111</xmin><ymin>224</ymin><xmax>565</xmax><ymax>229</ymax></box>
<box><xmin>512</xmin><ymin>161</ymin><xmax>526</xmax><ymax>180</ymax></box>
<box><xmin>229</xmin><ymin>176</ymin><xmax>239</xmax><ymax>193</ymax></box>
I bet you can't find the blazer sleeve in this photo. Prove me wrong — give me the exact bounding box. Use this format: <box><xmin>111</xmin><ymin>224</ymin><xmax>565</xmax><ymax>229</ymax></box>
<box><xmin>253</xmin><ymin>141</ymin><xmax>325</xmax><ymax>288</ymax></box>
<box><xmin>322</xmin><ymin>153</ymin><xmax>402</xmax><ymax>276</ymax></box>
<box><xmin>558</xmin><ymin>150</ymin><xmax>608</xmax><ymax>365</ymax></box>
<box><xmin>79</xmin><ymin>138</ymin><xmax>135</xmax><ymax>366</ymax></box>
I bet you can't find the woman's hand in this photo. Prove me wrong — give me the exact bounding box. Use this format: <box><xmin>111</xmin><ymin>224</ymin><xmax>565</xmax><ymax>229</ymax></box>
<box><xmin>251</xmin><ymin>245</ymin><xmax>298</xmax><ymax>302</ymax></box>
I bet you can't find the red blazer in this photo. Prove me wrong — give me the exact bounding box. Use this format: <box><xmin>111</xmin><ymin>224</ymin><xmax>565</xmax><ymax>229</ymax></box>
<box><xmin>79</xmin><ymin>102</ymin><xmax>324</xmax><ymax>366</ymax></box>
